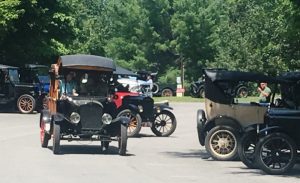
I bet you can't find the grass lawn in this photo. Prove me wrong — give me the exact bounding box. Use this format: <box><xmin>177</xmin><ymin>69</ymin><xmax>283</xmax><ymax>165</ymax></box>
<box><xmin>153</xmin><ymin>96</ymin><xmax>261</xmax><ymax>103</ymax></box>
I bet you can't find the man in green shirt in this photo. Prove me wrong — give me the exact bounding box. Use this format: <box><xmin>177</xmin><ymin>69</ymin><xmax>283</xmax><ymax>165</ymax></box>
<box><xmin>258</xmin><ymin>82</ymin><xmax>271</xmax><ymax>103</ymax></box>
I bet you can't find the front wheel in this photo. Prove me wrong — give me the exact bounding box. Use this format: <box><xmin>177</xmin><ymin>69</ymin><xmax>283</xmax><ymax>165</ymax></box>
<box><xmin>52</xmin><ymin>123</ymin><xmax>61</xmax><ymax>155</ymax></box>
<box><xmin>117</xmin><ymin>109</ymin><xmax>142</xmax><ymax>137</ymax></box>
<box><xmin>151</xmin><ymin>110</ymin><xmax>177</xmax><ymax>137</ymax></box>
<box><xmin>17</xmin><ymin>94</ymin><xmax>36</xmax><ymax>114</ymax></box>
<box><xmin>40</xmin><ymin>113</ymin><xmax>51</xmax><ymax>148</ymax></box>
<box><xmin>118</xmin><ymin>124</ymin><xmax>128</xmax><ymax>156</ymax></box>
<box><xmin>255</xmin><ymin>133</ymin><xmax>297</xmax><ymax>175</ymax></box>
<box><xmin>161</xmin><ymin>88</ymin><xmax>173</xmax><ymax>97</ymax></box>
<box><xmin>205</xmin><ymin>126</ymin><xmax>240</xmax><ymax>161</ymax></box>
<box><xmin>237</xmin><ymin>86</ymin><xmax>248</xmax><ymax>98</ymax></box>
<box><xmin>238</xmin><ymin>130</ymin><xmax>258</xmax><ymax>169</ymax></box>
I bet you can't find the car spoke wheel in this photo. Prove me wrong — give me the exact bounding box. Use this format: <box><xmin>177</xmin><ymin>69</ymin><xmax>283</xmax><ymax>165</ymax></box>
<box><xmin>255</xmin><ymin>133</ymin><xmax>297</xmax><ymax>175</ymax></box>
<box><xmin>205</xmin><ymin>126</ymin><xmax>239</xmax><ymax>161</ymax></box>
<box><xmin>40</xmin><ymin>113</ymin><xmax>50</xmax><ymax>148</ymax></box>
<box><xmin>161</xmin><ymin>88</ymin><xmax>173</xmax><ymax>97</ymax></box>
<box><xmin>17</xmin><ymin>94</ymin><xmax>36</xmax><ymax>114</ymax></box>
<box><xmin>118</xmin><ymin>124</ymin><xmax>128</xmax><ymax>156</ymax></box>
<box><xmin>117</xmin><ymin>109</ymin><xmax>142</xmax><ymax>137</ymax></box>
<box><xmin>238</xmin><ymin>130</ymin><xmax>258</xmax><ymax>169</ymax></box>
<box><xmin>52</xmin><ymin>123</ymin><xmax>61</xmax><ymax>155</ymax></box>
<box><xmin>151</xmin><ymin>110</ymin><xmax>177</xmax><ymax>137</ymax></box>
<box><xmin>237</xmin><ymin>86</ymin><xmax>248</xmax><ymax>98</ymax></box>
<box><xmin>199</xmin><ymin>88</ymin><xmax>205</xmax><ymax>98</ymax></box>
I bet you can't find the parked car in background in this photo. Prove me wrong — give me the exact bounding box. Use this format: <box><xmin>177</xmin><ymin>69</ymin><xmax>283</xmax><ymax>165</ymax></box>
<box><xmin>20</xmin><ymin>64</ymin><xmax>50</xmax><ymax>110</ymax></box>
<box><xmin>40</xmin><ymin>55</ymin><xmax>130</xmax><ymax>155</ymax></box>
<box><xmin>238</xmin><ymin>71</ymin><xmax>300</xmax><ymax>175</ymax></box>
<box><xmin>0</xmin><ymin>64</ymin><xmax>41</xmax><ymax>113</ymax></box>
<box><xmin>196</xmin><ymin>69</ymin><xmax>276</xmax><ymax>160</ymax></box>
<box><xmin>190</xmin><ymin>79</ymin><xmax>249</xmax><ymax>98</ymax></box>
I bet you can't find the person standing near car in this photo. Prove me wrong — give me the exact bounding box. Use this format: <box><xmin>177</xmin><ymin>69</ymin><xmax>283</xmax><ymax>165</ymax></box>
<box><xmin>257</xmin><ymin>82</ymin><xmax>271</xmax><ymax>103</ymax></box>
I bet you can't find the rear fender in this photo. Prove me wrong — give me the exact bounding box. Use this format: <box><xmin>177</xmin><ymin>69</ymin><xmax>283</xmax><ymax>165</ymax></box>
<box><xmin>40</xmin><ymin>110</ymin><xmax>52</xmax><ymax>134</ymax></box>
<box><xmin>203</xmin><ymin>115</ymin><xmax>242</xmax><ymax>133</ymax></box>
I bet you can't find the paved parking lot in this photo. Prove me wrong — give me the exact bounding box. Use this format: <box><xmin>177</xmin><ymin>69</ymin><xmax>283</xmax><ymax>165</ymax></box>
<box><xmin>0</xmin><ymin>102</ymin><xmax>299</xmax><ymax>183</ymax></box>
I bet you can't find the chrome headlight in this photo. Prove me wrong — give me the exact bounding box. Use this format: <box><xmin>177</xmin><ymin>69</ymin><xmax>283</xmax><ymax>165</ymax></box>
<box><xmin>102</xmin><ymin>113</ymin><xmax>112</xmax><ymax>125</ymax></box>
<box><xmin>138</xmin><ymin>105</ymin><xmax>143</xmax><ymax>113</ymax></box>
<box><xmin>156</xmin><ymin>106</ymin><xmax>161</xmax><ymax>113</ymax></box>
<box><xmin>70</xmin><ymin>112</ymin><xmax>80</xmax><ymax>124</ymax></box>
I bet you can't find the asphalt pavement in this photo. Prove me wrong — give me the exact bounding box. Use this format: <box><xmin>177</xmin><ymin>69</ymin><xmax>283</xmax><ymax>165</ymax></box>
<box><xmin>0</xmin><ymin>102</ymin><xmax>299</xmax><ymax>183</ymax></box>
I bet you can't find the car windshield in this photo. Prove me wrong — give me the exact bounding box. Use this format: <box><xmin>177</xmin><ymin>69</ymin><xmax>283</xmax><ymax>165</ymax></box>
<box><xmin>60</xmin><ymin>71</ymin><xmax>112</xmax><ymax>97</ymax></box>
<box><xmin>8</xmin><ymin>69</ymin><xmax>20</xmax><ymax>83</ymax></box>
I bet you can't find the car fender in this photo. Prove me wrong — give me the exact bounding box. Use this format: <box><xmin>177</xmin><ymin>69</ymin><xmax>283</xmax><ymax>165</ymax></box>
<box><xmin>154</xmin><ymin>104</ymin><xmax>173</xmax><ymax>114</ymax></box>
<box><xmin>196</xmin><ymin>109</ymin><xmax>207</xmax><ymax>146</ymax></box>
<box><xmin>258</xmin><ymin>126</ymin><xmax>283</xmax><ymax>135</ymax></box>
<box><xmin>203</xmin><ymin>115</ymin><xmax>242</xmax><ymax>134</ymax></box>
<box><xmin>40</xmin><ymin>110</ymin><xmax>52</xmax><ymax>134</ymax></box>
<box><xmin>118</xmin><ymin>104</ymin><xmax>139</xmax><ymax>115</ymax></box>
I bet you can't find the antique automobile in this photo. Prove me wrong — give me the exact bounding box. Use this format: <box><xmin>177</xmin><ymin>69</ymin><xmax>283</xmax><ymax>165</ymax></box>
<box><xmin>39</xmin><ymin>55</ymin><xmax>129</xmax><ymax>155</ymax></box>
<box><xmin>196</xmin><ymin>69</ymin><xmax>275</xmax><ymax>160</ymax></box>
<box><xmin>19</xmin><ymin>64</ymin><xmax>50</xmax><ymax>110</ymax></box>
<box><xmin>238</xmin><ymin>72</ymin><xmax>300</xmax><ymax>174</ymax></box>
<box><xmin>0</xmin><ymin>64</ymin><xmax>40</xmax><ymax>113</ymax></box>
<box><xmin>190</xmin><ymin>79</ymin><xmax>249</xmax><ymax>98</ymax></box>
<box><xmin>113</xmin><ymin>66</ymin><xmax>177</xmax><ymax>137</ymax></box>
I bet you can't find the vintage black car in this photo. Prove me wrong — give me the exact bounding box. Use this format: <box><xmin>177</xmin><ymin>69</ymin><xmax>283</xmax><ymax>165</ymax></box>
<box><xmin>40</xmin><ymin>55</ymin><xmax>130</xmax><ymax>155</ymax></box>
<box><xmin>113</xmin><ymin>67</ymin><xmax>177</xmax><ymax>137</ymax></box>
<box><xmin>238</xmin><ymin>71</ymin><xmax>300</xmax><ymax>174</ymax></box>
<box><xmin>190</xmin><ymin>79</ymin><xmax>249</xmax><ymax>98</ymax></box>
<box><xmin>0</xmin><ymin>64</ymin><xmax>41</xmax><ymax>113</ymax></box>
<box><xmin>196</xmin><ymin>69</ymin><xmax>275</xmax><ymax>160</ymax></box>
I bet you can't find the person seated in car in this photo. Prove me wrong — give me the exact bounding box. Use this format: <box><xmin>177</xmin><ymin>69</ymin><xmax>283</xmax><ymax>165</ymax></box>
<box><xmin>257</xmin><ymin>82</ymin><xmax>271</xmax><ymax>103</ymax></box>
<box><xmin>59</xmin><ymin>71</ymin><xmax>78</xmax><ymax>97</ymax></box>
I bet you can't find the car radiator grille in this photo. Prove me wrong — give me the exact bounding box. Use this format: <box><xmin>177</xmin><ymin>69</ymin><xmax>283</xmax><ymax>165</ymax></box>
<box><xmin>79</xmin><ymin>103</ymin><xmax>103</xmax><ymax>130</ymax></box>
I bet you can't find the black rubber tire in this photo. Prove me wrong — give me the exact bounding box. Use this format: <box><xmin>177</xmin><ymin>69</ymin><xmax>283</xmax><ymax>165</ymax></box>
<box><xmin>119</xmin><ymin>124</ymin><xmax>128</xmax><ymax>156</ymax></box>
<box><xmin>190</xmin><ymin>84</ymin><xmax>200</xmax><ymax>98</ymax></box>
<box><xmin>117</xmin><ymin>109</ymin><xmax>142</xmax><ymax>137</ymax></box>
<box><xmin>255</xmin><ymin>133</ymin><xmax>297</xmax><ymax>175</ymax></box>
<box><xmin>17</xmin><ymin>94</ymin><xmax>36</xmax><ymax>114</ymax></box>
<box><xmin>52</xmin><ymin>123</ymin><xmax>61</xmax><ymax>155</ymax></box>
<box><xmin>101</xmin><ymin>141</ymin><xmax>110</xmax><ymax>153</ymax></box>
<box><xmin>238</xmin><ymin>130</ymin><xmax>258</xmax><ymax>169</ymax></box>
<box><xmin>161</xmin><ymin>88</ymin><xmax>173</xmax><ymax>97</ymax></box>
<box><xmin>152</xmin><ymin>83</ymin><xmax>159</xmax><ymax>94</ymax></box>
<box><xmin>205</xmin><ymin>126</ymin><xmax>240</xmax><ymax>161</ymax></box>
<box><xmin>40</xmin><ymin>113</ymin><xmax>50</xmax><ymax>148</ymax></box>
<box><xmin>151</xmin><ymin>110</ymin><xmax>177</xmax><ymax>137</ymax></box>
<box><xmin>237</xmin><ymin>86</ymin><xmax>248</xmax><ymax>98</ymax></box>
<box><xmin>199</xmin><ymin>88</ymin><xmax>205</xmax><ymax>98</ymax></box>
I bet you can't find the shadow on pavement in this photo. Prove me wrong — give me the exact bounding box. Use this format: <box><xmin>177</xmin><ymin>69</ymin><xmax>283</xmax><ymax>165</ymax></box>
<box><xmin>47</xmin><ymin>144</ymin><xmax>134</xmax><ymax>156</ymax></box>
<box><xmin>161</xmin><ymin>149</ymin><xmax>211</xmax><ymax>159</ymax></box>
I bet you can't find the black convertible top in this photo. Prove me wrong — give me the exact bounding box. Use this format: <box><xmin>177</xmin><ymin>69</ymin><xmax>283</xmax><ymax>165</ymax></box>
<box><xmin>114</xmin><ymin>66</ymin><xmax>137</xmax><ymax>76</ymax></box>
<box><xmin>59</xmin><ymin>55</ymin><xmax>116</xmax><ymax>71</ymax></box>
<box><xmin>204</xmin><ymin>69</ymin><xmax>275</xmax><ymax>83</ymax></box>
<box><xmin>0</xmin><ymin>64</ymin><xmax>18</xmax><ymax>69</ymax></box>
<box><xmin>278</xmin><ymin>72</ymin><xmax>300</xmax><ymax>82</ymax></box>
<box><xmin>25</xmin><ymin>64</ymin><xmax>48</xmax><ymax>69</ymax></box>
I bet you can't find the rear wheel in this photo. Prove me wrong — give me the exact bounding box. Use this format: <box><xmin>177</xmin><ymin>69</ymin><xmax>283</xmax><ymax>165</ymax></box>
<box><xmin>199</xmin><ymin>88</ymin><xmax>205</xmax><ymax>98</ymax></box>
<box><xmin>52</xmin><ymin>123</ymin><xmax>61</xmax><ymax>155</ymax></box>
<box><xmin>205</xmin><ymin>126</ymin><xmax>240</xmax><ymax>161</ymax></box>
<box><xmin>238</xmin><ymin>130</ymin><xmax>258</xmax><ymax>169</ymax></box>
<box><xmin>151</xmin><ymin>110</ymin><xmax>177</xmax><ymax>137</ymax></box>
<box><xmin>118</xmin><ymin>124</ymin><xmax>128</xmax><ymax>156</ymax></box>
<box><xmin>17</xmin><ymin>94</ymin><xmax>36</xmax><ymax>114</ymax></box>
<box><xmin>255</xmin><ymin>133</ymin><xmax>297</xmax><ymax>175</ymax></box>
<box><xmin>117</xmin><ymin>109</ymin><xmax>142</xmax><ymax>137</ymax></box>
<box><xmin>237</xmin><ymin>86</ymin><xmax>248</xmax><ymax>98</ymax></box>
<box><xmin>40</xmin><ymin>113</ymin><xmax>50</xmax><ymax>148</ymax></box>
<box><xmin>161</xmin><ymin>88</ymin><xmax>173</xmax><ymax>97</ymax></box>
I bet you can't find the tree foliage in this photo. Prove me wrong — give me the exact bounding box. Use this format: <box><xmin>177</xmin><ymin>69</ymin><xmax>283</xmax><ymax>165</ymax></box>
<box><xmin>0</xmin><ymin>0</ymin><xmax>300</xmax><ymax>82</ymax></box>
